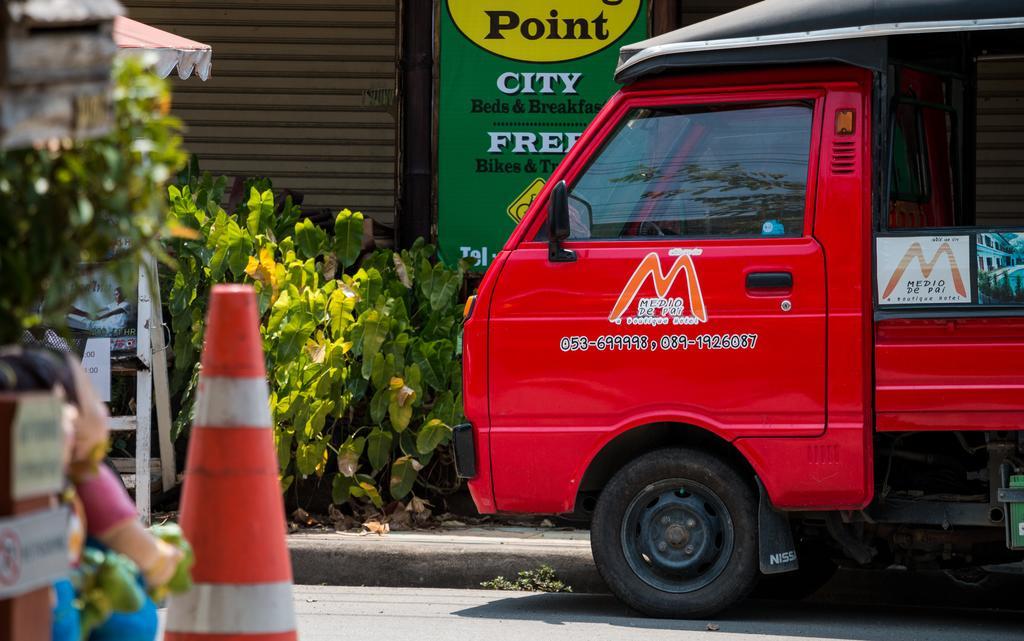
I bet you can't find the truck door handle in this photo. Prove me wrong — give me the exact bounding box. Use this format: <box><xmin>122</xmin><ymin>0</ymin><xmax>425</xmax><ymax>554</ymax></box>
<box><xmin>746</xmin><ymin>271</ymin><xmax>793</xmax><ymax>291</ymax></box>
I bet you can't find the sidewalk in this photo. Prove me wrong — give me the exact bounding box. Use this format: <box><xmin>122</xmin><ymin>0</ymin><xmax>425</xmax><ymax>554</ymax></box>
<box><xmin>288</xmin><ymin>525</ymin><xmax>1024</xmax><ymax>609</ymax></box>
<box><xmin>289</xmin><ymin>527</ymin><xmax>607</xmax><ymax>593</ymax></box>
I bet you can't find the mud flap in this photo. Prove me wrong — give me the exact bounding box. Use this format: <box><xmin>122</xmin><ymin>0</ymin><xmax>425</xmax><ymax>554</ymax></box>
<box><xmin>757</xmin><ymin>477</ymin><xmax>799</xmax><ymax>575</ymax></box>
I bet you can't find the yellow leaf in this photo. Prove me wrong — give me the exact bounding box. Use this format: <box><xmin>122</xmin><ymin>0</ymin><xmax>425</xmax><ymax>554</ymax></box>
<box><xmin>389</xmin><ymin>376</ymin><xmax>404</xmax><ymax>391</ymax></box>
<box><xmin>168</xmin><ymin>223</ymin><xmax>201</xmax><ymax>240</ymax></box>
<box><xmin>317</xmin><ymin>446</ymin><xmax>329</xmax><ymax>477</ymax></box>
<box><xmin>244</xmin><ymin>255</ymin><xmax>261</xmax><ymax>279</ymax></box>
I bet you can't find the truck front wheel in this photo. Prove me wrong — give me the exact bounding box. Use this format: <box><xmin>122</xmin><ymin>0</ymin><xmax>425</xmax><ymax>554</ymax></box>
<box><xmin>591</xmin><ymin>448</ymin><xmax>758</xmax><ymax>618</ymax></box>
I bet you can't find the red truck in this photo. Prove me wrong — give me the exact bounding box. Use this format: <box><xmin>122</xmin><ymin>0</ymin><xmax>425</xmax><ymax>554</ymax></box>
<box><xmin>455</xmin><ymin>0</ymin><xmax>1024</xmax><ymax>618</ymax></box>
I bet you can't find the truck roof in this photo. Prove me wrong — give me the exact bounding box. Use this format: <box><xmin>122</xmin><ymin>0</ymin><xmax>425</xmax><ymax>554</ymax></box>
<box><xmin>616</xmin><ymin>0</ymin><xmax>1024</xmax><ymax>83</ymax></box>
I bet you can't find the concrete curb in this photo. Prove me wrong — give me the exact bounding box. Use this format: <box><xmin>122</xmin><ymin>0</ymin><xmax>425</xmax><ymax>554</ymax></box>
<box><xmin>288</xmin><ymin>528</ymin><xmax>1024</xmax><ymax>608</ymax></box>
<box><xmin>289</xmin><ymin>530</ymin><xmax>608</xmax><ymax>594</ymax></box>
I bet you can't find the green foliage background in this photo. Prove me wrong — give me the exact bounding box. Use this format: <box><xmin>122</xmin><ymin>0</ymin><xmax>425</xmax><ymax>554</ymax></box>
<box><xmin>165</xmin><ymin>175</ymin><xmax>469</xmax><ymax>507</ymax></box>
<box><xmin>0</xmin><ymin>58</ymin><xmax>186</xmax><ymax>344</ymax></box>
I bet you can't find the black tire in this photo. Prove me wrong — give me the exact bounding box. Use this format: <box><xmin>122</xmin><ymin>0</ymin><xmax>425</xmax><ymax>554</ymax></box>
<box><xmin>591</xmin><ymin>448</ymin><xmax>758</xmax><ymax>618</ymax></box>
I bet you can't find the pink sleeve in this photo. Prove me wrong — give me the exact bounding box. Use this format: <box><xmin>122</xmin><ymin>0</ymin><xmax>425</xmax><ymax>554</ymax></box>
<box><xmin>76</xmin><ymin>465</ymin><xmax>139</xmax><ymax>535</ymax></box>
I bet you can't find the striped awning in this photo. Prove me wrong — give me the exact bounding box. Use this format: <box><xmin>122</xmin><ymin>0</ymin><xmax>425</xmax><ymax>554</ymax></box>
<box><xmin>113</xmin><ymin>15</ymin><xmax>211</xmax><ymax>81</ymax></box>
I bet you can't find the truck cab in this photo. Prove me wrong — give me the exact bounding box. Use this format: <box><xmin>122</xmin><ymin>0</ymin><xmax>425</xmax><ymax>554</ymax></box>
<box><xmin>456</xmin><ymin>0</ymin><xmax>1024</xmax><ymax>618</ymax></box>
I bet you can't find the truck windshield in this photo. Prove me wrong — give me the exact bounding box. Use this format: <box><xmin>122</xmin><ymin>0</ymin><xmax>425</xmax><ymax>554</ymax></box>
<box><xmin>555</xmin><ymin>102</ymin><xmax>813</xmax><ymax>240</ymax></box>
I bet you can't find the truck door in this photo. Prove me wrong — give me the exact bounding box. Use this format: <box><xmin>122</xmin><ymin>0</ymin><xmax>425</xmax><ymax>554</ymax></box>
<box><xmin>486</xmin><ymin>94</ymin><xmax>828</xmax><ymax>512</ymax></box>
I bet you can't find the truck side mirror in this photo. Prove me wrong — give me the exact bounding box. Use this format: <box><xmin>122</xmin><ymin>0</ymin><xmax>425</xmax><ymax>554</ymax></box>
<box><xmin>548</xmin><ymin>180</ymin><xmax>575</xmax><ymax>263</ymax></box>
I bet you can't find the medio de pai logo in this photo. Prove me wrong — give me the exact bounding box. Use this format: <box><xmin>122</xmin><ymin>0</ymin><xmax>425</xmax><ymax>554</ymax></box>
<box><xmin>448</xmin><ymin>0</ymin><xmax>643</xmax><ymax>63</ymax></box>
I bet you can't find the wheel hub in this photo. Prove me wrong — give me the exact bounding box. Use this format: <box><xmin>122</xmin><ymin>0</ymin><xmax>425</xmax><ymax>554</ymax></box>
<box><xmin>620</xmin><ymin>480</ymin><xmax>734</xmax><ymax>594</ymax></box>
<box><xmin>665</xmin><ymin>523</ymin><xmax>689</xmax><ymax>547</ymax></box>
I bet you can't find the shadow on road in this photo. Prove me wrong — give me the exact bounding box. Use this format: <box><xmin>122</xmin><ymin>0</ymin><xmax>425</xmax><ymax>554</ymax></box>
<box><xmin>454</xmin><ymin>592</ymin><xmax>1022</xmax><ymax>640</ymax></box>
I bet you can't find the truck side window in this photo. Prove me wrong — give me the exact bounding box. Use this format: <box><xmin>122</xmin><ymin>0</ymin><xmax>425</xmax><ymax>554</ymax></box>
<box><xmin>890</xmin><ymin>102</ymin><xmax>930</xmax><ymax>204</ymax></box>
<box><xmin>888</xmin><ymin>100</ymin><xmax>958</xmax><ymax>229</ymax></box>
<box><xmin>551</xmin><ymin>102</ymin><xmax>813</xmax><ymax>240</ymax></box>
<box><xmin>886</xmin><ymin>69</ymin><xmax>959</xmax><ymax>229</ymax></box>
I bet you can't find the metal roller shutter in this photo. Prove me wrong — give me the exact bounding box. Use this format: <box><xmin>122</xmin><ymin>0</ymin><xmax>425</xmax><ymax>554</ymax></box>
<box><xmin>122</xmin><ymin>0</ymin><xmax>398</xmax><ymax>226</ymax></box>
<box><xmin>976</xmin><ymin>58</ymin><xmax>1024</xmax><ymax>227</ymax></box>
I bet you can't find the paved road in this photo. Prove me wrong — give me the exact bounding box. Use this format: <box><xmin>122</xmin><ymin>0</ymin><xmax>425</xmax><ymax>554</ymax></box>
<box><xmin>284</xmin><ymin>585</ymin><xmax>1022</xmax><ymax>641</ymax></box>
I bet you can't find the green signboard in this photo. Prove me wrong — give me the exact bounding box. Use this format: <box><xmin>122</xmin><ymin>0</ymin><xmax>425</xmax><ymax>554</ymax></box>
<box><xmin>438</xmin><ymin>0</ymin><xmax>648</xmax><ymax>268</ymax></box>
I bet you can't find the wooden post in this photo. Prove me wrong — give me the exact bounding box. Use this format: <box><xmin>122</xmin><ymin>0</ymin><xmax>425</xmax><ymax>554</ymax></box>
<box><xmin>147</xmin><ymin>255</ymin><xmax>177</xmax><ymax>494</ymax></box>
<box><xmin>397</xmin><ymin>0</ymin><xmax>434</xmax><ymax>248</ymax></box>
<box><xmin>651</xmin><ymin>0</ymin><xmax>683</xmax><ymax>36</ymax></box>
<box><xmin>0</xmin><ymin>393</ymin><xmax>70</xmax><ymax>640</ymax></box>
<box><xmin>135</xmin><ymin>262</ymin><xmax>153</xmax><ymax>524</ymax></box>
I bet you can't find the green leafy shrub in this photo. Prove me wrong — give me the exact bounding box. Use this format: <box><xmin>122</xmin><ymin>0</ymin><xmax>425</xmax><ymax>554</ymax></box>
<box><xmin>0</xmin><ymin>57</ymin><xmax>186</xmax><ymax>344</ymax></box>
<box><xmin>480</xmin><ymin>565</ymin><xmax>573</xmax><ymax>593</ymax></box>
<box><xmin>165</xmin><ymin>176</ymin><xmax>468</xmax><ymax>507</ymax></box>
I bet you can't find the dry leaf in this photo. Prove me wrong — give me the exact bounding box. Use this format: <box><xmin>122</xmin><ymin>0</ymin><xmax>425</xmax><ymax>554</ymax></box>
<box><xmin>362</xmin><ymin>520</ymin><xmax>390</xmax><ymax>536</ymax></box>
<box><xmin>706</xmin><ymin>624</ymin><xmax>720</xmax><ymax>632</ymax></box>
<box><xmin>322</xmin><ymin>253</ymin><xmax>338</xmax><ymax>281</ymax></box>
<box><xmin>539</xmin><ymin>518</ymin><xmax>555</xmax><ymax>528</ymax></box>
<box><xmin>305</xmin><ymin>342</ymin><xmax>326</xmax><ymax>364</ymax></box>
<box><xmin>406</xmin><ymin>496</ymin><xmax>432</xmax><ymax>514</ymax></box>
<box><xmin>397</xmin><ymin>385</ymin><xmax>415</xmax><ymax>407</ymax></box>
<box><xmin>388</xmin><ymin>508</ymin><xmax>412</xmax><ymax>531</ymax></box>
<box><xmin>291</xmin><ymin>508</ymin><xmax>318</xmax><ymax>527</ymax></box>
<box><xmin>393</xmin><ymin>253</ymin><xmax>412</xmax><ymax>288</ymax></box>
<box><xmin>441</xmin><ymin>520</ymin><xmax>466</xmax><ymax>528</ymax></box>
<box><xmin>328</xmin><ymin>504</ymin><xmax>357</xmax><ymax>531</ymax></box>
<box><xmin>340</xmin><ymin>281</ymin><xmax>358</xmax><ymax>299</ymax></box>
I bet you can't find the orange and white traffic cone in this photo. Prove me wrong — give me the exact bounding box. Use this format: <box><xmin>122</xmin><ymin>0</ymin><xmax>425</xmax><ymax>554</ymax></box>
<box><xmin>165</xmin><ymin>284</ymin><xmax>297</xmax><ymax>641</ymax></box>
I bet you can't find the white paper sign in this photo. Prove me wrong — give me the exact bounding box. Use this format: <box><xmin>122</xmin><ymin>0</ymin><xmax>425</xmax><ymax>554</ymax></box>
<box><xmin>11</xmin><ymin>395</ymin><xmax>64</xmax><ymax>501</ymax></box>
<box><xmin>876</xmin><ymin>235</ymin><xmax>972</xmax><ymax>305</ymax></box>
<box><xmin>0</xmin><ymin>507</ymin><xmax>70</xmax><ymax>598</ymax></box>
<box><xmin>82</xmin><ymin>337</ymin><xmax>111</xmax><ymax>402</ymax></box>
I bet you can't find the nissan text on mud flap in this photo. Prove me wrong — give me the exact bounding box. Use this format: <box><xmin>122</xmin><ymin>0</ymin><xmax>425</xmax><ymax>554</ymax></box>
<box><xmin>454</xmin><ymin>0</ymin><xmax>1024</xmax><ymax>619</ymax></box>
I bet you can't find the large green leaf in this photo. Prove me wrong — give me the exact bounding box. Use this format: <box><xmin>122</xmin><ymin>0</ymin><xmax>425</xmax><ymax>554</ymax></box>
<box><xmin>416</xmin><ymin>419</ymin><xmax>451</xmax><ymax>455</ymax></box>
<box><xmin>361</xmin><ymin>268</ymin><xmax>384</xmax><ymax>311</ymax></box>
<box><xmin>359</xmin><ymin>309</ymin><xmax>387</xmax><ymax>361</ymax></box>
<box><xmin>221</xmin><ymin>217</ymin><xmax>253</xmax><ymax>277</ymax></box>
<box><xmin>404</xmin><ymin>363</ymin><xmax>423</xmax><ymax>403</ymax></box>
<box><xmin>413</xmin><ymin>340</ymin><xmax>452</xmax><ymax>392</ymax></box>
<box><xmin>277</xmin><ymin>314</ymin><xmax>315</xmax><ymax>362</ymax></box>
<box><xmin>368</xmin><ymin>352</ymin><xmax>388</xmax><ymax>388</ymax></box>
<box><xmin>267</xmin><ymin>289</ymin><xmax>291</xmax><ymax>333</ymax></box>
<box><xmin>332</xmin><ymin>474</ymin><xmax>355</xmax><ymax>504</ymax></box>
<box><xmin>296</xmin><ymin>442</ymin><xmax>320</xmax><ymax>476</ymax></box>
<box><xmin>327</xmin><ymin>287</ymin><xmax>355</xmax><ymax>337</ymax></box>
<box><xmin>369</xmin><ymin>387</ymin><xmax>388</xmax><ymax>424</ymax></box>
<box><xmin>246</xmin><ymin>187</ymin><xmax>274</xmax><ymax>236</ymax></box>
<box><xmin>207</xmin><ymin>210</ymin><xmax>230</xmax><ymax>279</ymax></box>
<box><xmin>334</xmin><ymin>209</ymin><xmax>363</xmax><ymax>268</ymax></box>
<box><xmin>367</xmin><ymin>428</ymin><xmax>392</xmax><ymax>472</ymax></box>
<box><xmin>295</xmin><ymin>218</ymin><xmax>327</xmax><ymax>259</ymax></box>
<box><xmin>388</xmin><ymin>383</ymin><xmax>415</xmax><ymax>432</ymax></box>
<box><xmin>275</xmin><ymin>428</ymin><xmax>294</xmax><ymax>471</ymax></box>
<box><xmin>389</xmin><ymin>456</ymin><xmax>418</xmax><ymax>500</ymax></box>
<box><xmin>305</xmin><ymin>399</ymin><xmax>334</xmax><ymax>437</ymax></box>
<box><xmin>428</xmin><ymin>265</ymin><xmax>460</xmax><ymax>311</ymax></box>
<box><xmin>428</xmin><ymin>391</ymin><xmax>460</xmax><ymax>427</ymax></box>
